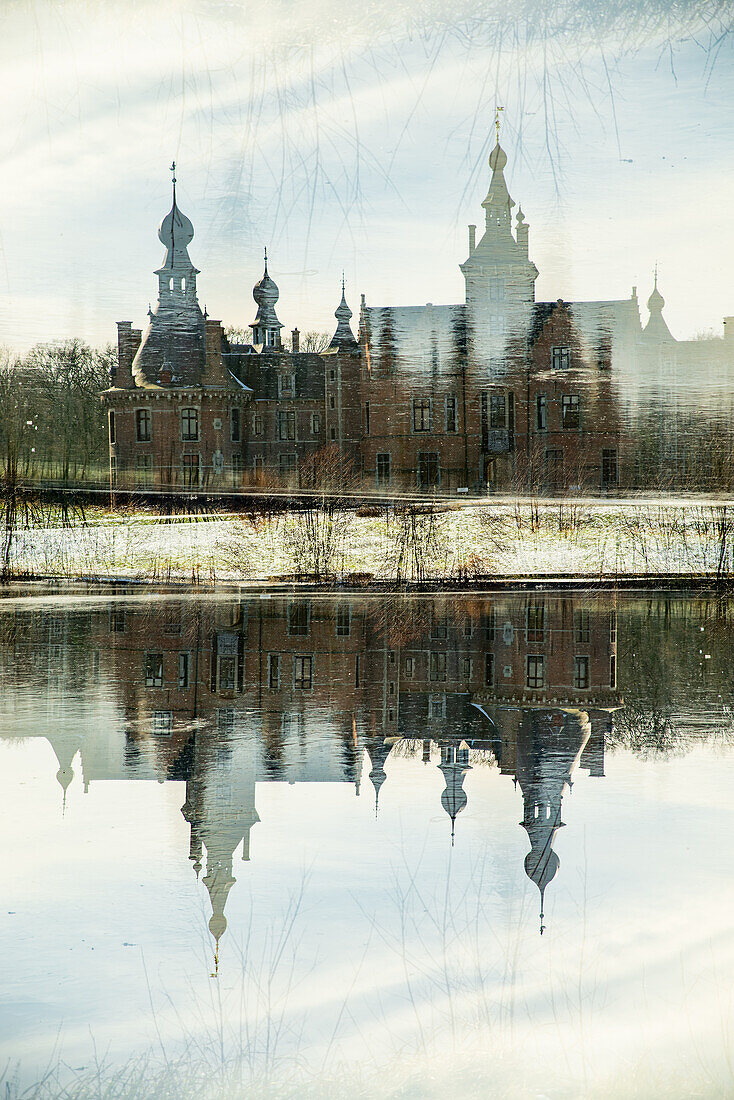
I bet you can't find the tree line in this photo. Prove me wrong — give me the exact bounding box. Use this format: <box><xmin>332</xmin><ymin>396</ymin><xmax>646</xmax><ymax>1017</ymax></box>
<box><xmin>0</xmin><ymin>340</ymin><xmax>113</xmax><ymax>484</ymax></box>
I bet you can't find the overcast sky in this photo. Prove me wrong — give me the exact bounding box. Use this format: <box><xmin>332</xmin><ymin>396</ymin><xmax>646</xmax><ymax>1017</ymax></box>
<box><xmin>1</xmin><ymin>0</ymin><xmax>733</xmax><ymax>352</ymax></box>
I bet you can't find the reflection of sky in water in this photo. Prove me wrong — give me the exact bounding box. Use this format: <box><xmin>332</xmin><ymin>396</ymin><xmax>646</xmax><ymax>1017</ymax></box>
<box><xmin>1</xmin><ymin>1</ymin><xmax>732</xmax><ymax>350</ymax></box>
<box><xmin>2</xmin><ymin>592</ymin><xmax>734</xmax><ymax>1095</ymax></box>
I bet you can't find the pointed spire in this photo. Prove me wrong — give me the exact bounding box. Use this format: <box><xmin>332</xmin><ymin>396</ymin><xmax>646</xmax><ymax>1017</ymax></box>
<box><xmin>329</xmin><ymin>274</ymin><xmax>358</xmax><ymax>349</ymax></box>
<box><xmin>643</xmin><ymin>264</ymin><xmax>675</xmax><ymax>342</ymax></box>
<box><xmin>482</xmin><ymin>139</ymin><xmax>515</xmax><ymax>234</ymax></box>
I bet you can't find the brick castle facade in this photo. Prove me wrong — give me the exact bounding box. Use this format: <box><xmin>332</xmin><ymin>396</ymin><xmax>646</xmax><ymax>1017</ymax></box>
<box><xmin>102</xmin><ymin>146</ymin><xmax>734</xmax><ymax>495</ymax></box>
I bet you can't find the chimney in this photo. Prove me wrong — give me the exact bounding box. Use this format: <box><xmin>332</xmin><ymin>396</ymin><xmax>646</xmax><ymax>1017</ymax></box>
<box><xmin>115</xmin><ymin>321</ymin><xmax>134</xmax><ymax>387</ymax></box>
<box><xmin>202</xmin><ymin>319</ymin><xmax>230</xmax><ymax>385</ymax></box>
<box><xmin>291</xmin><ymin>328</ymin><xmax>300</xmax><ymax>353</ymax></box>
<box><xmin>468</xmin><ymin>224</ymin><xmax>476</xmax><ymax>253</ymax></box>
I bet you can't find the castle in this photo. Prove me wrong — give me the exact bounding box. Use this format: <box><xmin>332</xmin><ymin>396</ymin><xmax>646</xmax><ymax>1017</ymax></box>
<box><xmin>102</xmin><ymin>145</ymin><xmax>734</xmax><ymax>495</ymax></box>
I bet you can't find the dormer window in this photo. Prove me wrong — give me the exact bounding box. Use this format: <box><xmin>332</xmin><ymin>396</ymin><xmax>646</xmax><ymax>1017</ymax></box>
<box><xmin>278</xmin><ymin>373</ymin><xmax>295</xmax><ymax>398</ymax></box>
<box><xmin>551</xmin><ymin>346</ymin><xmax>571</xmax><ymax>370</ymax></box>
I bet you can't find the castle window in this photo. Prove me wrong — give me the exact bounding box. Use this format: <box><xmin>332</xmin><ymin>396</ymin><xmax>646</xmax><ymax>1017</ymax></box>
<box><xmin>429</xmin><ymin>652</ymin><xmax>447</xmax><ymax>682</ymax></box>
<box><xmin>552</xmin><ymin>346</ymin><xmax>571</xmax><ymax>370</ymax></box>
<box><xmin>485</xmin><ymin>652</ymin><xmax>494</xmax><ymax>686</ymax></box>
<box><xmin>562</xmin><ymin>395</ymin><xmax>581</xmax><ymax>430</ymax></box>
<box><xmin>429</xmin><ymin>694</ymin><xmax>446</xmax><ymax>719</ymax></box>
<box><xmin>526</xmin><ymin>655</ymin><xmax>545</xmax><ymax>689</ymax></box>
<box><xmin>136</xmin><ymin>454</ymin><xmax>153</xmax><ymax>487</ymax></box>
<box><xmin>536</xmin><ymin>394</ymin><xmax>547</xmax><ymax>431</ymax></box>
<box><xmin>602</xmin><ymin>448</ymin><xmax>618</xmax><ymax>487</ymax></box>
<box><xmin>109</xmin><ymin>606</ymin><xmax>126</xmax><ymax>632</ymax></box>
<box><xmin>404</xmin><ymin>656</ymin><xmax>414</xmax><ymax>678</ymax></box>
<box><xmin>574</xmin><ymin>608</ymin><xmax>590</xmax><ymax>643</ymax></box>
<box><xmin>364</xmin><ymin>402</ymin><xmax>371</xmax><ymax>435</ymax></box>
<box><xmin>526</xmin><ymin>600</ymin><xmax>545</xmax><ymax>643</ymax></box>
<box><xmin>430</xmin><ymin>615</ymin><xmax>448</xmax><ymax>640</ymax></box>
<box><xmin>413</xmin><ymin>398</ymin><xmax>431</xmax><ymax>432</ymax></box>
<box><xmin>330</xmin><ymin>369</ymin><xmax>336</xmax><ymax>382</ymax></box>
<box><xmin>277</xmin><ymin>410</ymin><xmax>296</xmax><ymax>440</ymax></box>
<box><xmin>330</xmin><ymin>427</ymin><xmax>336</xmax><ymax>441</ymax></box>
<box><xmin>109</xmin><ymin>410</ymin><xmax>116</xmax><ymax>445</ymax></box>
<box><xmin>279</xmin><ymin>373</ymin><xmax>295</xmax><ymax>398</ymax></box>
<box><xmin>574</xmin><ymin>656</ymin><xmax>590</xmax><ymax>690</ymax></box>
<box><xmin>151</xmin><ymin>711</ymin><xmax>173</xmax><ymax>736</ymax></box>
<box><xmin>311</xmin><ymin>413</ymin><xmax>320</xmax><ymax>435</ymax></box>
<box><xmin>288</xmin><ymin>600</ymin><xmax>310</xmax><ymax>636</ymax></box>
<box><xmin>335</xmin><ymin>604</ymin><xmax>351</xmax><ymax>637</ymax></box>
<box><xmin>268</xmin><ymin>654</ymin><xmax>280</xmax><ymax>691</ymax></box>
<box><xmin>181</xmin><ymin>453</ymin><xmax>200</xmax><ymax>487</ymax></box>
<box><xmin>145</xmin><ymin>652</ymin><xmax>164</xmax><ymax>688</ymax></box>
<box><xmin>279</xmin><ymin>453</ymin><xmax>297</xmax><ymax>479</ymax></box>
<box><xmin>329</xmin><ymin>394</ymin><xmax>336</xmax><ymax>410</ymax></box>
<box><xmin>376</xmin><ymin>453</ymin><xmax>391</xmax><ymax>486</ymax></box>
<box><xmin>489</xmin><ymin>278</ymin><xmax>505</xmax><ymax>301</ymax></box>
<box><xmin>610</xmin><ymin>654</ymin><xmax>617</xmax><ymax>689</ymax></box>
<box><xmin>178</xmin><ymin>653</ymin><xmax>190</xmax><ymax>689</ymax></box>
<box><xmin>253</xmin><ymin>413</ymin><xmax>263</xmax><ymax>435</ymax></box>
<box><xmin>230</xmin><ymin>407</ymin><xmax>241</xmax><ymax>442</ymax></box>
<box><xmin>445</xmin><ymin>395</ymin><xmax>458</xmax><ymax>433</ymax></box>
<box><xmin>610</xmin><ymin>610</ymin><xmax>617</xmax><ymax>645</ymax></box>
<box><xmin>181</xmin><ymin>407</ymin><xmax>199</xmax><ymax>442</ymax></box>
<box><xmin>294</xmin><ymin>655</ymin><xmax>313</xmax><ymax>690</ymax></box>
<box><xmin>489</xmin><ymin>394</ymin><xmax>506</xmax><ymax>429</ymax></box>
<box><xmin>481</xmin><ymin>608</ymin><xmax>496</xmax><ymax>642</ymax></box>
<box><xmin>462</xmin><ymin>657</ymin><xmax>473</xmax><ymax>679</ymax></box>
<box><xmin>135</xmin><ymin>408</ymin><xmax>151</xmax><ymax>442</ymax></box>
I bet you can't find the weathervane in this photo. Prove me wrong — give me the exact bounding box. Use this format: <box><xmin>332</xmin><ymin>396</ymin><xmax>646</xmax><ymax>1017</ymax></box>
<box><xmin>495</xmin><ymin>106</ymin><xmax>504</xmax><ymax>143</ymax></box>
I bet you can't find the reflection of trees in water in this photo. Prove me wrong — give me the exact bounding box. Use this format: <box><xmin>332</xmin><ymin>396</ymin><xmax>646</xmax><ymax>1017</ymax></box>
<box><xmin>614</xmin><ymin>594</ymin><xmax>734</xmax><ymax>757</ymax></box>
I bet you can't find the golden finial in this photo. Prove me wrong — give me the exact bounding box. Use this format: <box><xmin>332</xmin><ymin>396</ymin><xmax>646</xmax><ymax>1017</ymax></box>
<box><xmin>495</xmin><ymin>106</ymin><xmax>504</xmax><ymax>144</ymax></box>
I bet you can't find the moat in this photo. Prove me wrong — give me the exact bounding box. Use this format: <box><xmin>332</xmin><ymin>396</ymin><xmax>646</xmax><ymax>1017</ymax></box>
<box><xmin>2</xmin><ymin>587</ymin><xmax>734</xmax><ymax>1098</ymax></box>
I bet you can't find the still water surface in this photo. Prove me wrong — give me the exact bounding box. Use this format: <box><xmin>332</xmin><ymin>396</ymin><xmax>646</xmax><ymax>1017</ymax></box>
<box><xmin>2</xmin><ymin>589</ymin><xmax>734</xmax><ymax>1097</ymax></box>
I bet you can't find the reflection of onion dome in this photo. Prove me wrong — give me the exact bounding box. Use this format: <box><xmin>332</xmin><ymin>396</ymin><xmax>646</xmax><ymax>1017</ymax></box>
<box><xmin>516</xmin><ymin>708</ymin><xmax>591</xmax><ymax>933</ymax></box>
<box><xmin>438</xmin><ymin>744</ymin><xmax>472</xmax><ymax>845</ymax></box>
<box><xmin>365</xmin><ymin>737</ymin><xmax>393</xmax><ymax>816</ymax></box>
<box><xmin>488</xmin><ymin>142</ymin><xmax>508</xmax><ymax>171</ymax></box>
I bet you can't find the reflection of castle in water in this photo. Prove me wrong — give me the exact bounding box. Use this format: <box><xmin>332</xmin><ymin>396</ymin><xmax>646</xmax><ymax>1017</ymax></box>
<box><xmin>0</xmin><ymin>593</ymin><xmax>620</xmax><ymax>952</ymax></box>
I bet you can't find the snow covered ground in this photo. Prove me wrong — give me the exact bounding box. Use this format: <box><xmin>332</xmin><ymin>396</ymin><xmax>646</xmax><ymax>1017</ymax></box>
<box><xmin>5</xmin><ymin>500</ymin><xmax>734</xmax><ymax>582</ymax></box>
